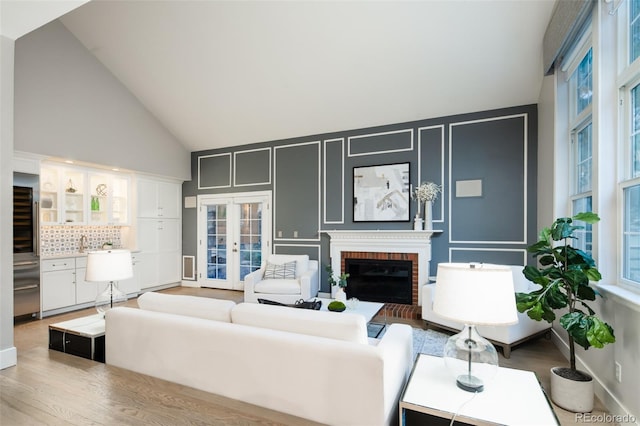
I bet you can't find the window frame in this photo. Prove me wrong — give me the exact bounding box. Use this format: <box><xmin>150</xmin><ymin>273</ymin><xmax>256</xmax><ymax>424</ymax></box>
<box><xmin>618</xmin><ymin>0</ymin><xmax>640</xmax><ymax>289</ymax></box>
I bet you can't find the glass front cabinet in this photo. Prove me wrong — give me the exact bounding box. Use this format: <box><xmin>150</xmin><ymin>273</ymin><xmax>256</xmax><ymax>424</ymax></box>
<box><xmin>41</xmin><ymin>163</ymin><xmax>130</xmax><ymax>226</ymax></box>
<box><xmin>88</xmin><ymin>173</ymin><xmax>130</xmax><ymax>225</ymax></box>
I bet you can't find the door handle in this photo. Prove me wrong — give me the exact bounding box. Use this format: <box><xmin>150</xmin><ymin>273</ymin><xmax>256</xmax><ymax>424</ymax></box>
<box><xmin>15</xmin><ymin>284</ymin><xmax>39</xmax><ymax>291</ymax></box>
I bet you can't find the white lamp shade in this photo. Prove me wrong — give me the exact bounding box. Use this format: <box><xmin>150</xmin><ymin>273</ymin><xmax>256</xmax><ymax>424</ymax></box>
<box><xmin>85</xmin><ymin>249</ymin><xmax>133</xmax><ymax>282</ymax></box>
<box><xmin>433</xmin><ymin>263</ymin><xmax>518</xmax><ymax>326</ymax></box>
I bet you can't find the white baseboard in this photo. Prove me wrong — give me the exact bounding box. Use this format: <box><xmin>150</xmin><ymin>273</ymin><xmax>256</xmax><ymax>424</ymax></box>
<box><xmin>181</xmin><ymin>280</ymin><xmax>199</xmax><ymax>288</ymax></box>
<box><xmin>550</xmin><ymin>330</ymin><xmax>636</xmax><ymax>422</ymax></box>
<box><xmin>0</xmin><ymin>346</ymin><xmax>17</xmax><ymax>370</ymax></box>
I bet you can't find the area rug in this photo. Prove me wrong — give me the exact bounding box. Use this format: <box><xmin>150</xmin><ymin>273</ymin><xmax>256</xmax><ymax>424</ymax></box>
<box><xmin>367</xmin><ymin>324</ymin><xmax>450</xmax><ymax>358</ymax></box>
<box><xmin>412</xmin><ymin>328</ymin><xmax>450</xmax><ymax>358</ymax></box>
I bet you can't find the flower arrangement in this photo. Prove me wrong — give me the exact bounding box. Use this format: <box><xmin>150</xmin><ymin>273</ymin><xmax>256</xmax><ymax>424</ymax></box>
<box><xmin>412</xmin><ymin>182</ymin><xmax>441</xmax><ymax>215</ymax></box>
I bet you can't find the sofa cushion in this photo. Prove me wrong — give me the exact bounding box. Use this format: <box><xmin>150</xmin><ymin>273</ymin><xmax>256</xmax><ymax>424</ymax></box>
<box><xmin>266</xmin><ymin>254</ymin><xmax>309</xmax><ymax>278</ymax></box>
<box><xmin>254</xmin><ymin>279</ymin><xmax>301</xmax><ymax>294</ymax></box>
<box><xmin>263</xmin><ymin>261</ymin><xmax>297</xmax><ymax>279</ymax></box>
<box><xmin>231</xmin><ymin>302</ymin><xmax>368</xmax><ymax>344</ymax></box>
<box><xmin>137</xmin><ymin>292</ymin><xmax>235</xmax><ymax>322</ymax></box>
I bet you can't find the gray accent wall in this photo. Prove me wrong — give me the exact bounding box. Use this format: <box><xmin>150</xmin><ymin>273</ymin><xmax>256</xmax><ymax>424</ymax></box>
<box><xmin>183</xmin><ymin>104</ymin><xmax>538</xmax><ymax>293</ymax></box>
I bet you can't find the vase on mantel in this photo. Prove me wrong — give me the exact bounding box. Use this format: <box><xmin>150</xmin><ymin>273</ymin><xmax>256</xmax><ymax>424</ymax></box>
<box><xmin>423</xmin><ymin>201</ymin><xmax>433</xmax><ymax>230</ymax></box>
<box><xmin>413</xmin><ymin>214</ymin><xmax>423</xmax><ymax>230</ymax></box>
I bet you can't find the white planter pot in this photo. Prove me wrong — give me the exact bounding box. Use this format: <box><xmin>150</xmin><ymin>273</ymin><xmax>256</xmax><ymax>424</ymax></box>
<box><xmin>550</xmin><ymin>367</ymin><xmax>594</xmax><ymax>413</ymax></box>
<box><xmin>335</xmin><ymin>287</ymin><xmax>347</xmax><ymax>302</ymax></box>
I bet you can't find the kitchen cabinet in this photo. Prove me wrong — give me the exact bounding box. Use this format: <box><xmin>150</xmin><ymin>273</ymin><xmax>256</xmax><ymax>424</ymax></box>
<box><xmin>137</xmin><ymin>178</ymin><xmax>181</xmax><ymax>218</ymax></box>
<box><xmin>88</xmin><ymin>172</ymin><xmax>130</xmax><ymax>225</ymax></box>
<box><xmin>41</xmin><ymin>254</ymin><xmax>141</xmax><ymax>316</ymax></box>
<box><xmin>117</xmin><ymin>252</ymin><xmax>141</xmax><ymax>295</ymax></box>
<box><xmin>41</xmin><ymin>258</ymin><xmax>77</xmax><ymax>311</ymax></box>
<box><xmin>137</xmin><ymin>218</ymin><xmax>181</xmax><ymax>289</ymax></box>
<box><xmin>40</xmin><ymin>166</ymin><xmax>86</xmax><ymax>225</ymax></box>
<box><xmin>40</xmin><ymin>162</ymin><xmax>131</xmax><ymax>226</ymax></box>
<box><xmin>136</xmin><ymin>177</ymin><xmax>182</xmax><ymax>289</ymax></box>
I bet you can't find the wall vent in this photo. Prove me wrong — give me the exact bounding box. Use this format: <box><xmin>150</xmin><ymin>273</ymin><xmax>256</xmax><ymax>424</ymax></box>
<box><xmin>182</xmin><ymin>255</ymin><xmax>196</xmax><ymax>280</ymax></box>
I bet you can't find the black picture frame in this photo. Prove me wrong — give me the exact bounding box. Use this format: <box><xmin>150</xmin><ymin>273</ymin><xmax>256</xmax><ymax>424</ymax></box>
<box><xmin>353</xmin><ymin>162</ymin><xmax>410</xmax><ymax>222</ymax></box>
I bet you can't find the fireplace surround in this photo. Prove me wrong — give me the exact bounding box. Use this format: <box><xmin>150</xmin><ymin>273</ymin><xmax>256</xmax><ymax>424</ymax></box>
<box><xmin>323</xmin><ymin>230</ymin><xmax>440</xmax><ymax>319</ymax></box>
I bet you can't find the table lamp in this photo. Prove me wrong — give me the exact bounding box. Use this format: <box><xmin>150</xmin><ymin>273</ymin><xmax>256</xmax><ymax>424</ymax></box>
<box><xmin>432</xmin><ymin>263</ymin><xmax>518</xmax><ymax>392</ymax></box>
<box><xmin>85</xmin><ymin>249</ymin><xmax>133</xmax><ymax>315</ymax></box>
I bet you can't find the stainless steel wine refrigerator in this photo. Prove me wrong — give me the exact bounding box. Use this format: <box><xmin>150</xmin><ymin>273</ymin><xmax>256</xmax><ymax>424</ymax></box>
<box><xmin>13</xmin><ymin>172</ymin><xmax>41</xmax><ymax>318</ymax></box>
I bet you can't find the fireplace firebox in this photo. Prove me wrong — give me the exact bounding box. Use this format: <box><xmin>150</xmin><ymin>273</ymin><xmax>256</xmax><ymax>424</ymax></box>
<box><xmin>344</xmin><ymin>258</ymin><xmax>413</xmax><ymax>305</ymax></box>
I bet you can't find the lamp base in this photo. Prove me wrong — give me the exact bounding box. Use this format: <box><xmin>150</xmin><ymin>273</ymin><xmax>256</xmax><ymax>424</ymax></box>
<box><xmin>95</xmin><ymin>281</ymin><xmax>127</xmax><ymax>316</ymax></box>
<box><xmin>443</xmin><ymin>324</ymin><xmax>499</xmax><ymax>393</ymax></box>
<box><xmin>456</xmin><ymin>374</ymin><xmax>484</xmax><ymax>392</ymax></box>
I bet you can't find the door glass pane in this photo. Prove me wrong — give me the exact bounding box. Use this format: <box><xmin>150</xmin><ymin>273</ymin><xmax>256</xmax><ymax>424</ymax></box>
<box><xmin>206</xmin><ymin>205</ymin><xmax>227</xmax><ymax>280</ymax></box>
<box><xmin>239</xmin><ymin>202</ymin><xmax>263</xmax><ymax>280</ymax></box>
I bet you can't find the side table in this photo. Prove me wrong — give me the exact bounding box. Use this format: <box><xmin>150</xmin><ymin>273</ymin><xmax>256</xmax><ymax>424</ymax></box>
<box><xmin>49</xmin><ymin>314</ymin><xmax>105</xmax><ymax>363</ymax></box>
<box><xmin>399</xmin><ymin>354</ymin><xmax>559</xmax><ymax>425</ymax></box>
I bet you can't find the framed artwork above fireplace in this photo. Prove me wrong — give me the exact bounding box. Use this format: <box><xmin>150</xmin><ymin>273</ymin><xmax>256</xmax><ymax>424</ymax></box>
<box><xmin>353</xmin><ymin>162</ymin><xmax>410</xmax><ymax>222</ymax></box>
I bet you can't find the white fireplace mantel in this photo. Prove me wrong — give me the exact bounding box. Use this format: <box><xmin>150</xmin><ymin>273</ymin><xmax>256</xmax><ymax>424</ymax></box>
<box><xmin>322</xmin><ymin>230</ymin><xmax>442</xmax><ymax>302</ymax></box>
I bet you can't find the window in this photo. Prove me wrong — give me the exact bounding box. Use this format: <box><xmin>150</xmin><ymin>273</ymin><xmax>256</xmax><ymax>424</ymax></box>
<box><xmin>630</xmin><ymin>0</ymin><xmax>640</xmax><ymax>64</ymax></box>
<box><xmin>621</xmin><ymin>1</ymin><xmax>640</xmax><ymax>287</ymax></box>
<box><xmin>567</xmin><ymin>46</ymin><xmax>594</xmax><ymax>254</ymax></box>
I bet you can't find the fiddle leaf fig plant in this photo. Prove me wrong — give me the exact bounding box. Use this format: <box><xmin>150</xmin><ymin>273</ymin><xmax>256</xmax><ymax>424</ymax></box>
<box><xmin>515</xmin><ymin>212</ymin><xmax>615</xmax><ymax>372</ymax></box>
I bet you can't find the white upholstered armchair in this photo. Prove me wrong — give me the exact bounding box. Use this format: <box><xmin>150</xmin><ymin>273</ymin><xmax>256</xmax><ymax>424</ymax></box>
<box><xmin>244</xmin><ymin>254</ymin><xmax>319</xmax><ymax>304</ymax></box>
<box><xmin>422</xmin><ymin>265</ymin><xmax>551</xmax><ymax>358</ymax></box>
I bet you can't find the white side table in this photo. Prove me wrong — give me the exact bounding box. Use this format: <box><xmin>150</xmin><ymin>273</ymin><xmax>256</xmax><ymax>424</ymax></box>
<box><xmin>400</xmin><ymin>354</ymin><xmax>559</xmax><ymax>425</ymax></box>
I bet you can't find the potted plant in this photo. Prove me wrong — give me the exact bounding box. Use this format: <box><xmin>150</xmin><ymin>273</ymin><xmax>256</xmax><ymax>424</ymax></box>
<box><xmin>515</xmin><ymin>212</ymin><xmax>615</xmax><ymax>412</ymax></box>
<box><xmin>325</xmin><ymin>264</ymin><xmax>349</xmax><ymax>302</ymax></box>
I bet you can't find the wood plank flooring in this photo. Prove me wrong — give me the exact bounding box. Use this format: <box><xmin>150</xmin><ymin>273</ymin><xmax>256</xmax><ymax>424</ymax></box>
<box><xmin>1</xmin><ymin>287</ymin><xmax>613</xmax><ymax>425</ymax></box>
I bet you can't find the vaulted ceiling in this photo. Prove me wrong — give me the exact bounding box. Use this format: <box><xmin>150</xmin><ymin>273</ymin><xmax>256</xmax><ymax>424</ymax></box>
<box><xmin>7</xmin><ymin>0</ymin><xmax>557</xmax><ymax>152</ymax></box>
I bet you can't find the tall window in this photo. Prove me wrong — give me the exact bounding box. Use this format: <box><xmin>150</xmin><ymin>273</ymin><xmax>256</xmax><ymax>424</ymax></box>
<box><xmin>622</xmin><ymin>1</ymin><xmax>640</xmax><ymax>286</ymax></box>
<box><xmin>568</xmin><ymin>47</ymin><xmax>594</xmax><ymax>254</ymax></box>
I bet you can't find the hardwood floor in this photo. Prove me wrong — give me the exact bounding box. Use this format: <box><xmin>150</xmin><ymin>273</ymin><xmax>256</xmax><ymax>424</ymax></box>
<box><xmin>1</xmin><ymin>287</ymin><xmax>613</xmax><ymax>425</ymax></box>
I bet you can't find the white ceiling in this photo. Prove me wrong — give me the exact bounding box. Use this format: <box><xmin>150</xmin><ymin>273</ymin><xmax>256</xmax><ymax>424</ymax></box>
<box><xmin>19</xmin><ymin>1</ymin><xmax>557</xmax><ymax>152</ymax></box>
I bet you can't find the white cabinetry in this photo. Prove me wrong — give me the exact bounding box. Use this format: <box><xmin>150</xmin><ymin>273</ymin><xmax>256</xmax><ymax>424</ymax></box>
<box><xmin>118</xmin><ymin>252</ymin><xmax>141</xmax><ymax>295</ymax></box>
<box><xmin>137</xmin><ymin>178</ymin><xmax>180</xmax><ymax>218</ymax></box>
<box><xmin>41</xmin><ymin>258</ymin><xmax>77</xmax><ymax>311</ymax></box>
<box><xmin>88</xmin><ymin>172</ymin><xmax>130</xmax><ymax>225</ymax></box>
<box><xmin>40</xmin><ymin>162</ymin><xmax>131</xmax><ymax>226</ymax></box>
<box><xmin>136</xmin><ymin>177</ymin><xmax>182</xmax><ymax>289</ymax></box>
<box><xmin>41</xmin><ymin>254</ymin><xmax>141</xmax><ymax>316</ymax></box>
<box><xmin>40</xmin><ymin>166</ymin><xmax>86</xmax><ymax>225</ymax></box>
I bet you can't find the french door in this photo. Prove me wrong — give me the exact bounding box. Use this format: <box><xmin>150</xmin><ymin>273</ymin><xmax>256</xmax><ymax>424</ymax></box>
<box><xmin>197</xmin><ymin>191</ymin><xmax>271</xmax><ymax>290</ymax></box>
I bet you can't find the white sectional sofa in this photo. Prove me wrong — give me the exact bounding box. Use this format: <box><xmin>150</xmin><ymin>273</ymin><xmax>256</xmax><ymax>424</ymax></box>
<box><xmin>106</xmin><ymin>292</ymin><xmax>414</xmax><ymax>426</ymax></box>
<box><xmin>422</xmin><ymin>265</ymin><xmax>551</xmax><ymax>358</ymax></box>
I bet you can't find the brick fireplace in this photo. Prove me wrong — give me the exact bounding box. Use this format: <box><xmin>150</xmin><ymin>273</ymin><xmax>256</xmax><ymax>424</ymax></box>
<box><xmin>324</xmin><ymin>230</ymin><xmax>440</xmax><ymax>320</ymax></box>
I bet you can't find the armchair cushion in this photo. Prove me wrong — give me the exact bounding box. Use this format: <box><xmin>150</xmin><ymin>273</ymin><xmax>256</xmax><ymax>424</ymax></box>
<box><xmin>267</xmin><ymin>254</ymin><xmax>309</xmax><ymax>278</ymax></box>
<box><xmin>254</xmin><ymin>279</ymin><xmax>301</xmax><ymax>294</ymax></box>
<box><xmin>263</xmin><ymin>260</ymin><xmax>297</xmax><ymax>279</ymax></box>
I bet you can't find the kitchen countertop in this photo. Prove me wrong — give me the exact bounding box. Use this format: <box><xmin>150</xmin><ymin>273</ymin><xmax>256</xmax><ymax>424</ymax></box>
<box><xmin>41</xmin><ymin>249</ymin><xmax>140</xmax><ymax>260</ymax></box>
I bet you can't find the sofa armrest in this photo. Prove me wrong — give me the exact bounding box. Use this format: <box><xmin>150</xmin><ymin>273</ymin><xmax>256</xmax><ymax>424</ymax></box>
<box><xmin>376</xmin><ymin>323</ymin><xmax>414</xmax><ymax>424</ymax></box>
<box><xmin>299</xmin><ymin>260</ymin><xmax>319</xmax><ymax>300</ymax></box>
<box><xmin>243</xmin><ymin>267</ymin><xmax>265</xmax><ymax>302</ymax></box>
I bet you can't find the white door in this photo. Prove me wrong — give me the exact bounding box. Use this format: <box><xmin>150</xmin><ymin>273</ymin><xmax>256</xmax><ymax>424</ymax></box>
<box><xmin>198</xmin><ymin>192</ymin><xmax>271</xmax><ymax>290</ymax></box>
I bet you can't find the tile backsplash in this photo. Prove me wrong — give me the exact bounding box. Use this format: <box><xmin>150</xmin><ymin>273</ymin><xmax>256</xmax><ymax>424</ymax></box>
<box><xmin>40</xmin><ymin>226</ymin><xmax>123</xmax><ymax>257</ymax></box>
